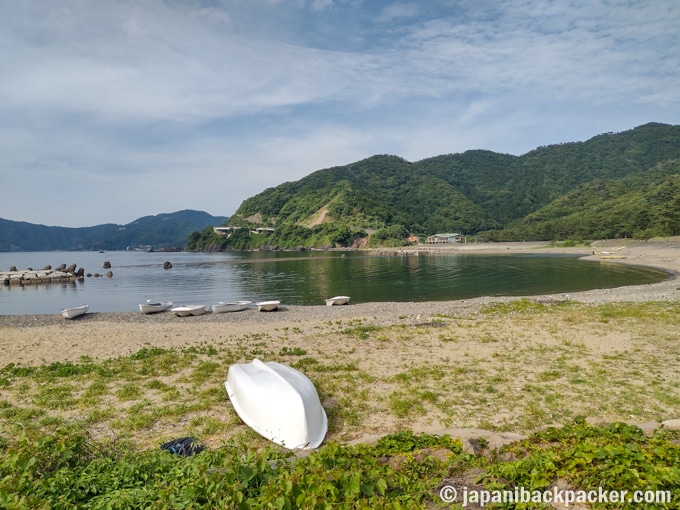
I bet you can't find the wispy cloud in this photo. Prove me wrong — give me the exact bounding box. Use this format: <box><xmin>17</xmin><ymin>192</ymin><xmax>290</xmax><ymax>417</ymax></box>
<box><xmin>0</xmin><ymin>0</ymin><xmax>678</xmax><ymax>226</ymax></box>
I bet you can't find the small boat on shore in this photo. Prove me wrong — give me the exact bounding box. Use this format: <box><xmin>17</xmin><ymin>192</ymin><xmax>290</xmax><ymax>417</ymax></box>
<box><xmin>212</xmin><ymin>301</ymin><xmax>253</xmax><ymax>313</ymax></box>
<box><xmin>171</xmin><ymin>305</ymin><xmax>206</xmax><ymax>317</ymax></box>
<box><xmin>225</xmin><ymin>359</ymin><xmax>327</xmax><ymax>450</ymax></box>
<box><xmin>61</xmin><ymin>304</ymin><xmax>89</xmax><ymax>319</ymax></box>
<box><xmin>139</xmin><ymin>300</ymin><xmax>173</xmax><ymax>314</ymax></box>
<box><xmin>325</xmin><ymin>295</ymin><xmax>350</xmax><ymax>306</ymax></box>
<box><xmin>256</xmin><ymin>300</ymin><xmax>280</xmax><ymax>312</ymax></box>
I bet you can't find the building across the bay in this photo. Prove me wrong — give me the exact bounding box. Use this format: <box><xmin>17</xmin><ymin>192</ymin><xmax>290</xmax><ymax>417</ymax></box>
<box><xmin>425</xmin><ymin>233</ymin><xmax>466</xmax><ymax>244</ymax></box>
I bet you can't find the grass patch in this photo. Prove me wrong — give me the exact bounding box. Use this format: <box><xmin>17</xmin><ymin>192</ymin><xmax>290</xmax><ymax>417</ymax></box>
<box><xmin>1</xmin><ymin>299</ymin><xmax>680</xmax><ymax>463</ymax></box>
<box><xmin>3</xmin><ymin>419</ymin><xmax>679</xmax><ymax>508</ymax></box>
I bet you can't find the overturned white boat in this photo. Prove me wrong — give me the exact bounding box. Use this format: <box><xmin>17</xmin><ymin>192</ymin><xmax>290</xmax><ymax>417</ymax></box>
<box><xmin>212</xmin><ymin>301</ymin><xmax>252</xmax><ymax>313</ymax></box>
<box><xmin>61</xmin><ymin>304</ymin><xmax>89</xmax><ymax>319</ymax></box>
<box><xmin>256</xmin><ymin>300</ymin><xmax>280</xmax><ymax>312</ymax></box>
<box><xmin>225</xmin><ymin>359</ymin><xmax>327</xmax><ymax>450</ymax></box>
<box><xmin>139</xmin><ymin>300</ymin><xmax>173</xmax><ymax>314</ymax></box>
<box><xmin>171</xmin><ymin>304</ymin><xmax>206</xmax><ymax>317</ymax></box>
<box><xmin>325</xmin><ymin>295</ymin><xmax>350</xmax><ymax>306</ymax></box>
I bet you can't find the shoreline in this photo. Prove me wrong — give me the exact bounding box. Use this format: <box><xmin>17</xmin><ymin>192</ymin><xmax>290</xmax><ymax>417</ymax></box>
<box><xmin>0</xmin><ymin>238</ymin><xmax>679</xmax><ymax>366</ymax></box>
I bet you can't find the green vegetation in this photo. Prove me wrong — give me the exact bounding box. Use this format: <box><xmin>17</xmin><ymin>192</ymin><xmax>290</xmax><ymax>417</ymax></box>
<box><xmin>186</xmin><ymin>222</ymin><xmax>367</xmax><ymax>251</ymax></box>
<box><xmin>187</xmin><ymin>122</ymin><xmax>680</xmax><ymax>250</ymax></box>
<box><xmin>369</xmin><ymin>224</ymin><xmax>411</xmax><ymax>247</ymax></box>
<box><xmin>3</xmin><ymin>300</ymin><xmax>680</xmax><ymax>506</ymax></box>
<box><xmin>490</xmin><ymin>161</ymin><xmax>680</xmax><ymax>241</ymax></box>
<box><xmin>2</xmin><ymin>419</ymin><xmax>679</xmax><ymax>507</ymax></box>
<box><xmin>0</xmin><ymin>210</ymin><xmax>227</xmax><ymax>252</ymax></box>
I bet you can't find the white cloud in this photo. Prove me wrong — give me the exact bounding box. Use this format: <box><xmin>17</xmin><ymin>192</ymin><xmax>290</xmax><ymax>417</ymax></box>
<box><xmin>0</xmin><ymin>0</ymin><xmax>678</xmax><ymax>226</ymax></box>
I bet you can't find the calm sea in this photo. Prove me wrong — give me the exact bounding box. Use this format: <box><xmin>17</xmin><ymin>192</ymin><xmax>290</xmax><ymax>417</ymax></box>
<box><xmin>0</xmin><ymin>250</ymin><xmax>670</xmax><ymax>315</ymax></box>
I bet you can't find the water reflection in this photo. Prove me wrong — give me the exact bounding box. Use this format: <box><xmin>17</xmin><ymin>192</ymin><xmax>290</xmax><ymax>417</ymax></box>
<box><xmin>0</xmin><ymin>251</ymin><xmax>670</xmax><ymax>315</ymax></box>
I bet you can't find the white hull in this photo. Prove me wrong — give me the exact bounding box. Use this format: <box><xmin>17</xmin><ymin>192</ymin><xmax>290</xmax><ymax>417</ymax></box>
<box><xmin>139</xmin><ymin>301</ymin><xmax>173</xmax><ymax>314</ymax></box>
<box><xmin>171</xmin><ymin>305</ymin><xmax>206</xmax><ymax>316</ymax></box>
<box><xmin>256</xmin><ymin>300</ymin><xmax>280</xmax><ymax>312</ymax></box>
<box><xmin>212</xmin><ymin>301</ymin><xmax>253</xmax><ymax>313</ymax></box>
<box><xmin>225</xmin><ymin>359</ymin><xmax>327</xmax><ymax>450</ymax></box>
<box><xmin>325</xmin><ymin>296</ymin><xmax>350</xmax><ymax>306</ymax></box>
<box><xmin>61</xmin><ymin>305</ymin><xmax>89</xmax><ymax>319</ymax></box>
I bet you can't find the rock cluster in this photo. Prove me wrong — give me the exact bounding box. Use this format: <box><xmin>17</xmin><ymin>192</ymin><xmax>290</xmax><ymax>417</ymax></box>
<box><xmin>0</xmin><ymin>263</ymin><xmax>108</xmax><ymax>286</ymax></box>
<box><xmin>1</xmin><ymin>269</ymin><xmax>78</xmax><ymax>286</ymax></box>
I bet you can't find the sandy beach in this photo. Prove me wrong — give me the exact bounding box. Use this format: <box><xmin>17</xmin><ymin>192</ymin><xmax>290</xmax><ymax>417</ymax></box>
<box><xmin>1</xmin><ymin>238</ymin><xmax>679</xmax><ymax>447</ymax></box>
<box><xmin>1</xmin><ymin>238</ymin><xmax>679</xmax><ymax>366</ymax></box>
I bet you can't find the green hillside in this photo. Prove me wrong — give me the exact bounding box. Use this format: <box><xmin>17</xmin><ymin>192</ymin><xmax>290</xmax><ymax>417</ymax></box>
<box><xmin>494</xmin><ymin>159</ymin><xmax>680</xmax><ymax>241</ymax></box>
<box><xmin>189</xmin><ymin>122</ymin><xmax>680</xmax><ymax>250</ymax></box>
<box><xmin>0</xmin><ymin>210</ymin><xmax>227</xmax><ymax>252</ymax></box>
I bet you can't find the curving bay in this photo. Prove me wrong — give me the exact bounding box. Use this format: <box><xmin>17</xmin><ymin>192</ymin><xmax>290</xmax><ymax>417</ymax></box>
<box><xmin>0</xmin><ymin>242</ymin><xmax>670</xmax><ymax>315</ymax></box>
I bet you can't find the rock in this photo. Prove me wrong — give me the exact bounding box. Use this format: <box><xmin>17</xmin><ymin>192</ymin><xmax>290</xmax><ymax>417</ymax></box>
<box><xmin>163</xmin><ymin>261</ymin><xmax>172</xmax><ymax>269</ymax></box>
<box><xmin>585</xmin><ymin>416</ymin><xmax>610</xmax><ymax>427</ymax></box>
<box><xmin>103</xmin><ymin>261</ymin><xmax>111</xmax><ymax>269</ymax></box>
<box><xmin>635</xmin><ymin>421</ymin><xmax>661</xmax><ymax>436</ymax></box>
<box><xmin>661</xmin><ymin>418</ymin><xmax>680</xmax><ymax>431</ymax></box>
<box><xmin>435</xmin><ymin>428</ymin><xmax>527</xmax><ymax>451</ymax></box>
<box><xmin>462</xmin><ymin>438</ymin><xmax>486</xmax><ymax>455</ymax></box>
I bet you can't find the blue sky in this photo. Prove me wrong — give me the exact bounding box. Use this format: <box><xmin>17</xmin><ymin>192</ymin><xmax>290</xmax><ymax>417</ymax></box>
<box><xmin>1</xmin><ymin>0</ymin><xmax>678</xmax><ymax>227</ymax></box>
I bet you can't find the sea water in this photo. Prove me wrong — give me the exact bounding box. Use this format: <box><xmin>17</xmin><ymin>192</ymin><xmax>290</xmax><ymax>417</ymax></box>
<box><xmin>0</xmin><ymin>250</ymin><xmax>670</xmax><ymax>315</ymax></box>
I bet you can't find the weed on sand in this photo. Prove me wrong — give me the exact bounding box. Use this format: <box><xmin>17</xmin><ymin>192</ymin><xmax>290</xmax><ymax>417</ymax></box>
<box><xmin>1</xmin><ymin>300</ymin><xmax>680</xmax><ymax>451</ymax></box>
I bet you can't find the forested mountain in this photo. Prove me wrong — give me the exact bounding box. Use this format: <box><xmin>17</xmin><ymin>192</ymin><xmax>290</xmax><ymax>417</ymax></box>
<box><xmin>0</xmin><ymin>210</ymin><xmax>227</xmax><ymax>252</ymax></box>
<box><xmin>495</xmin><ymin>159</ymin><xmax>680</xmax><ymax>241</ymax></box>
<box><xmin>187</xmin><ymin>122</ymin><xmax>680</xmax><ymax>250</ymax></box>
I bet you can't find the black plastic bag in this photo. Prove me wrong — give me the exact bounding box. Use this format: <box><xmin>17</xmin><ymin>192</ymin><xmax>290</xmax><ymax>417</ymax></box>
<box><xmin>160</xmin><ymin>437</ymin><xmax>205</xmax><ymax>456</ymax></box>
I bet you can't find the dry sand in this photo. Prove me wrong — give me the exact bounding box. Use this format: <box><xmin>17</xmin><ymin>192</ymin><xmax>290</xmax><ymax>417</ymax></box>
<box><xmin>1</xmin><ymin>238</ymin><xmax>680</xmax><ymax>448</ymax></box>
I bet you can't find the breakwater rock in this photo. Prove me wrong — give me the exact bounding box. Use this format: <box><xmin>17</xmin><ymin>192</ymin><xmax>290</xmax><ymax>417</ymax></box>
<box><xmin>0</xmin><ymin>263</ymin><xmax>104</xmax><ymax>286</ymax></box>
<box><xmin>1</xmin><ymin>269</ymin><xmax>80</xmax><ymax>286</ymax></box>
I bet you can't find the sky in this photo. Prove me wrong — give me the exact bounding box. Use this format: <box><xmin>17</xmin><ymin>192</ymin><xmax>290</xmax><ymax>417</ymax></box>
<box><xmin>1</xmin><ymin>0</ymin><xmax>679</xmax><ymax>227</ymax></box>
